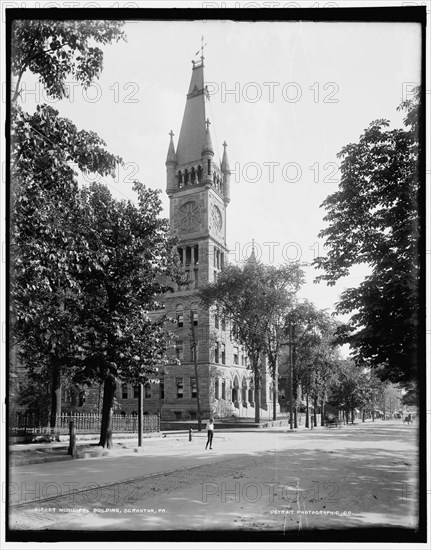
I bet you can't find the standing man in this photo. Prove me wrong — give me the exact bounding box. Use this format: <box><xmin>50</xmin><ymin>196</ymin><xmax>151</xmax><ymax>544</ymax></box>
<box><xmin>205</xmin><ymin>418</ymin><xmax>215</xmax><ymax>450</ymax></box>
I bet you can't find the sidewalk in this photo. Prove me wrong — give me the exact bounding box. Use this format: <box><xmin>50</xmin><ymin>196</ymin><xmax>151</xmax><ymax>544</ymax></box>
<box><xmin>9</xmin><ymin>430</ymin><xmax>209</xmax><ymax>466</ymax></box>
<box><xmin>9</xmin><ymin>418</ymin><xmax>392</xmax><ymax>466</ymax></box>
<box><xmin>9</xmin><ymin>421</ymin><xmax>298</xmax><ymax>466</ymax></box>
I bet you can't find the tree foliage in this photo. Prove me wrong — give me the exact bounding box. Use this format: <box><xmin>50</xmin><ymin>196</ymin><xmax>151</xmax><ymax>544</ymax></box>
<box><xmin>200</xmin><ymin>260</ymin><xmax>304</xmax><ymax>422</ymax></box>
<box><xmin>12</xmin><ymin>20</ymin><xmax>125</xmax><ymax>102</ymax></box>
<box><xmin>11</xmin><ymin>102</ymin><xmax>122</xmax><ymax>427</ymax></box>
<box><xmin>69</xmin><ymin>182</ymin><xmax>179</xmax><ymax>447</ymax></box>
<box><xmin>280</xmin><ymin>301</ymin><xmax>341</xmax><ymax>426</ymax></box>
<box><xmin>314</xmin><ymin>88</ymin><xmax>421</xmax><ymax>387</ymax></box>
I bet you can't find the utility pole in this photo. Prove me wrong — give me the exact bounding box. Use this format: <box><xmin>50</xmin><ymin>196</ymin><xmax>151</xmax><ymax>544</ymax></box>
<box><xmin>272</xmin><ymin>356</ymin><xmax>279</xmax><ymax>421</ymax></box>
<box><xmin>305</xmin><ymin>370</ymin><xmax>310</xmax><ymax>428</ymax></box>
<box><xmin>289</xmin><ymin>320</ymin><xmax>294</xmax><ymax>431</ymax></box>
<box><xmin>279</xmin><ymin>320</ymin><xmax>295</xmax><ymax>430</ymax></box>
<box><xmin>138</xmin><ymin>382</ymin><xmax>143</xmax><ymax>447</ymax></box>
<box><xmin>190</xmin><ymin>311</ymin><xmax>202</xmax><ymax>431</ymax></box>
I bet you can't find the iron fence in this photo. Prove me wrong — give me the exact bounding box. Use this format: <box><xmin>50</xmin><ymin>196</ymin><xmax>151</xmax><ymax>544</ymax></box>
<box><xmin>10</xmin><ymin>412</ymin><xmax>160</xmax><ymax>434</ymax></box>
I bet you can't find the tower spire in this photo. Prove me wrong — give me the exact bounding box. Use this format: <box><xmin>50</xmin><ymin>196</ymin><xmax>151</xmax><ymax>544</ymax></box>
<box><xmin>222</xmin><ymin>141</ymin><xmax>231</xmax><ymax>205</ymax></box>
<box><xmin>176</xmin><ymin>59</ymin><xmax>207</xmax><ymax>165</ymax></box>
<box><xmin>165</xmin><ymin>129</ymin><xmax>177</xmax><ymax>196</ymax></box>
<box><xmin>247</xmin><ymin>239</ymin><xmax>258</xmax><ymax>265</ymax></box>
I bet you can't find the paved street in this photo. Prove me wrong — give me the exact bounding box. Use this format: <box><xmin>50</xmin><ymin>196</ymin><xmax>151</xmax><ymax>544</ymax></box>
<box><xmin>8</xmin><ymin>420</ymin><xmax>419</xmax><ymax>532</ymax></box>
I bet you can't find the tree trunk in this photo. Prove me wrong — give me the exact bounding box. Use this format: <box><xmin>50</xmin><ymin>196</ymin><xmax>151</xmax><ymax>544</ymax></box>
<box><xmin>254</xmin><ymin>366</ymin><xmax>261</xmax><ymax>423</ymax></box>
<box><xmin>49</xmin><ymin>360</ymin><xmax>61</xmax><ymax>429</ymax></box>
<box><xmin>320</xmin><ymin>397</ymin><xmax>325</xmax><ymax>426</ymax></box>
<box><xmin>305</xmin><ymin>392</ymin><xmax>309</xmax><ymax>428</ymax></box>
<box><xmin>313</xmin><ymin>396</ymin><xmax>318</xmax><ymax>427</ymax></box>
<box><xmin>293</xmin><ymin>382</ymin><xmax>298</xmax><ymax>428</ymax></box>
<box><xmin>272</xmin><ymin>358</ymin><xmax>278</xmax><ymax>421</ymax></box>
<box><xmin>99</xmin><ymin>371</ymin><xmax>117</xmax><ymax>448</ymax></box>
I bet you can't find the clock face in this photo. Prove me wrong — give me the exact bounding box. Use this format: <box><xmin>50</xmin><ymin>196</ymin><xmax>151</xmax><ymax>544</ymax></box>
<box><xmin>180</xmin><ymin>201</ymin><xmax>200</xmax><ymax>232</ymax></box>
<box><xmin>211</xmin><ymin>205</ymin><xmax>223</xmax><ymax>234</ymax></box>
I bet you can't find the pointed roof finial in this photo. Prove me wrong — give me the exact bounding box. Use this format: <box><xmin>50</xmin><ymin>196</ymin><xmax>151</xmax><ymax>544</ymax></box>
<box><xmin>202</xmin><ymin>118</ymin><xmax>214</xmax><ymax>156</ymax></box>
<box><xmin>200</xmin><ymin>35</ymin><xmax>207</xmax><ymax>62</ymax></box>
<box><xmin>222</xmin><ymin>140</ymin><xmax>230</xmax><ymax>173</ymax></box>
<box><xmin>166</xmin><ymin>129</ymin><xmax>177</xmax><ymax>164</ymax></box>
<box><xmin>193</xmin><ymin>36</ymin><xmax>207</xmax><ymax>66</ymax></box>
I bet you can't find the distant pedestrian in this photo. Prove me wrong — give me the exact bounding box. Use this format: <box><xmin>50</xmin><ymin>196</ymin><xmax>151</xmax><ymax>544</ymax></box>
<box><xmin>205</xmin><ymin>418</ymin><xmax>214</xmax><ymax>450</ymax></box>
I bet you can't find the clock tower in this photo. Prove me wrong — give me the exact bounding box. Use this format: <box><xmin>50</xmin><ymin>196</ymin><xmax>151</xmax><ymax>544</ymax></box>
<box><xmin>157</xmin><ymin>54</ymin><xmax>274</xmax><ymax>424</ymax></box>
<box><xmin>165</xmin><ymin>59</ymin><xmax>230</xmax><ymax>288</ymax></box>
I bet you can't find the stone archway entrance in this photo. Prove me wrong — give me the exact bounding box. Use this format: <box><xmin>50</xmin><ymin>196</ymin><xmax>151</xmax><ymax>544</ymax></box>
<box><xmin>232</xmin><ymin>375</ymin><xmax>239</xmax><ymax>402</ymax></box>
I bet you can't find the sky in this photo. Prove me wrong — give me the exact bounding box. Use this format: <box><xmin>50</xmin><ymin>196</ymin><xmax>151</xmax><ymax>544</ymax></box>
<box><xmin>13</xmin><ymin>18</ymin><xmax>422</xmax><ymax>318</ymax></box>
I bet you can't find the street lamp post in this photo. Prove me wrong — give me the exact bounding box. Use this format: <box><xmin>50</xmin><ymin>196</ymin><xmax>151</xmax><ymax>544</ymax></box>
<box><xmin>288</xmin><ymin>320</ymin><xmax>294</xmax><ymax>431</ymax></box>
<box><xmin>138</xmin><ymin>382</ymin><xmax>143</xmax><ymax>447</ymax></box>
<box><xmin>280</xmin><ymin>319</ymin><xmax>295</xmax><ymax>430</ymax></box>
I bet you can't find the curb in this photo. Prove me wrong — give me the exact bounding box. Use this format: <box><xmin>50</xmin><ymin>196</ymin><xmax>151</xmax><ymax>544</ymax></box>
<box><xmin>11</xmin><ymin>455</ymin><xmax>73</xmax><ymax>467</ymax></box>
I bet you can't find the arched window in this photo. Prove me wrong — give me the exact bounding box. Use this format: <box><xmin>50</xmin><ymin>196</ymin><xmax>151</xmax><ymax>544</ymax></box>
<box><xmin>232</xmin><ymin>375</ymin><xmax>239</xmax><ymax>402</ymax></box>
<box><xmin>242</xmin><ymin>378</ymin><xmax>247</xmax><ymax>402</ymax></box>
<box><xmin>215</xmin><ymin>378</ymin><xmax>220</xmax><ymax>399</ymax></box>
<box><xmin>197</xmin><ymin>165</ymin><xmax>202</xmax><ymax>183</ymax></box>
<box><xmin>177</xmin><ymin>171</ymin><xmax>183</xmax><ymax>188</ymax></box>
<box><xmin>248</xmin><ymin>384</ymin><xmax>254</xmax><ymax>404</ymax></box>
<box><xmin>190</xmin><ymin>167</ymin><xmax>196</xmax><ymax>184</ymax></box>
<box><xmin>184</xmin><ymin>169</ymin><xmax>189</xmax><ymax>185</ymax></box>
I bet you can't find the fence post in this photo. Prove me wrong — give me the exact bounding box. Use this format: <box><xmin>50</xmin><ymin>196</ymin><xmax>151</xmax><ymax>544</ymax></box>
<box><xmin>68</xmin><ymin>420</ymin><xmax>78</xmax><ymax>459</ymax></box>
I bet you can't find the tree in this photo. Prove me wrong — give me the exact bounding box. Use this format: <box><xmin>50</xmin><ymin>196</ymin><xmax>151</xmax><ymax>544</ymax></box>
<box><xmin>12</xmin><ymin>20</ymin><xmax>125</xmax><ymax>102</ymax></box>
<box><xmin>10</xmin><ymin>20</ymin><xmax>125</xmax><ymax>427</ymax></box>
<box><xmin>287</xmin><ymin>301</ymin><xmax>341</xmax><ymax>428</ymax></box>
<box><xmin>314</xmin><ymin>88</ymin><xmax>421</xmax><ymax>388</ymax></box>
<box><xmin>327</xmin><ymin>360</ymin><xmax>381</xmax><ymax>424</ymax></box>
<box><xmin>200</xmin><ymin>261</ymin><xmax>303</xmax><ymax>423</ymax></box>
<box><xmin>74</xmin><ymin>182</ymin><xmax>178</xmax><ymax>447</ymax></box>
<box><xmin>262</xmin><ymin>266</ymin><xmax>304</xmax><ymax>421</ymax></box>
<box><xmin>11</xmin><ymin>103</ymin><xmax>121</xmax><ymax>427</ymax></box>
